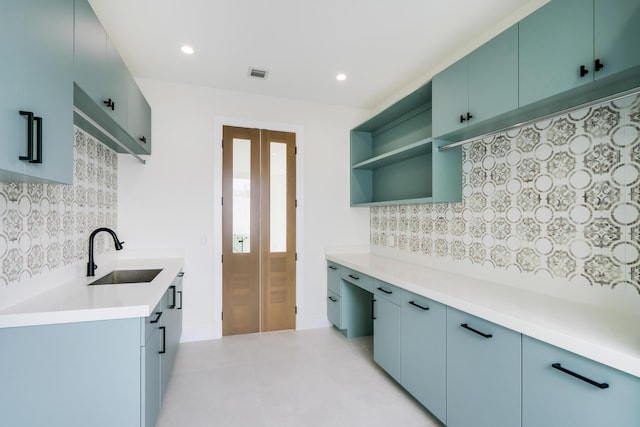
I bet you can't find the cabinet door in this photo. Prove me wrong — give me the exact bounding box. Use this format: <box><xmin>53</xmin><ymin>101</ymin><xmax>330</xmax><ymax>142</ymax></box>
<box><xmin>522</xmin><ymin>336</ymin><xmax>640</xmax><ymax>427</ymax></box>
<box><xmin>446</xmin><ymin>307</ymin><xmax>521</xmax><ymax>427</ymax></box>
<box><xmin>0</xmin><ymin>0</ymin><xmax>73</xmax><ymax>184</ymax></box>
<box><xmin>144</xmin><ymin>328</ymin><xmax>162</xmax><ymax>427</ymax></box>
<box><xmin>594</xmin><ymin>0</ymin><xmax>640</xmax><ymax>80</ymax></box>
<box><xmin>432</xmin><ymin>56</ymin><xmax>468</xmax><ymax>137</ymax></box>
<box><xmin>127</xmin><ymin>75</ymin><xmax>152</xmax><ymax>154</ymax></box>
<box><xmin>106</xmin><ymin>37</ymin><xmax>130</xmax><ymax>128</ymax></box>
<box><xmin>519</xmin><ymin>0</ymin><xmax>593</xmax><ymax>106</ymax></box>
<box><xmin>400</xmin><ymin>292</ymin><xmax>446</xmax><ymax>423</ymax></box>
<box><xmin>373</xmin><ymin>293</ymin><xmax>400</xmax><ymax>382</ymax></box>
<box><xmin>468</xmin><ymin>25</ymin><xmax>518</xmax><ymax>124</ymax></box>
<box><xmin>327</xmin><ymin>289</ymin><xmax>342</xmax><ymax>328</ymax></box>
<box><xmin>74</xmin><ymin>0</ymin><xmax>108</xmax><ymax>107</ymax></box>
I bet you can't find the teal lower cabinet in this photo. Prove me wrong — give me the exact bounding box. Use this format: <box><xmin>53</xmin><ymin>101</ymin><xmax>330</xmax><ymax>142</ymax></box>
<box><xmin>446</xmin><ymin>307</ymin><xmax>522</xmax><ymax>427</ymax></box>
<box><xmin>0</xmin><ymin>318</ymin><xmax>143</xmax><ymax>427</ymax></box>
<box><xmin>373</xmin><ymin>282</ymin><xmax>401</xmax><ymax>382</ymax></box>
<box><xmin>522</xmin><ymin>336</ymin><xmax>640</xmax><ymax>427</ymax></box>
<box><xmin>0</xmin><ymin>277</ymin><xmax>183</xmax><ymax>427</ymax></box>
<box><xmin>327</xmin><ymin>262</ymin><xmax>373</xmax><ymax>338</ymax></box>
<box><xmin>400</xmin><ymin>290</ymin><xmax>446</xmax><ymax>424</ymax></box>
<box><xmin>327</xmin><ymin>289</ymin><xmax>343</xmax><ymax>329</ymax></box>
<box><xmin>327</xmin><ymin>262</ymin><xmax>341</xmax><ymax>294</ymax></box>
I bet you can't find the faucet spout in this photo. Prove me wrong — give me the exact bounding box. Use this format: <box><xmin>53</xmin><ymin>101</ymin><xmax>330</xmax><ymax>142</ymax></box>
<box><xmin>87</xmin><ymin>227</ymin><xmax>124</xmax><ymax>276</ymax></box>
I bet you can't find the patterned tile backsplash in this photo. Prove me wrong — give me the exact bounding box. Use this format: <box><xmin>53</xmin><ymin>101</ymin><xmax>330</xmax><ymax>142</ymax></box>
<box><xmin>371</xmin><ymin>94</ymin><xmax>640</xmax><ymax>295</ymax></box>
<box><xmin>0</xmin><ymin>127</ymin><xmax>118</xmax><ymax>285</ymax></box>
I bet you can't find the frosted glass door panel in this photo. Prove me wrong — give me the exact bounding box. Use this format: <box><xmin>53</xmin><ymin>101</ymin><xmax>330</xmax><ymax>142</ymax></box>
<box><xmin>232</xmin><ymin>138</ymin><xmax>251</xmax><ymax>253</ymax></box>
<box><xmin>270</xmin><ymin>142</ymin><xmax>287</xmax><ymax>252</ymax></box>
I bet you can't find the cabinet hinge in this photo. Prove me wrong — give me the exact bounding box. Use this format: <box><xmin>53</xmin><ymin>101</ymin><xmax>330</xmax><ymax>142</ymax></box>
<box><xmin>295</xmin><ymin>146</ymin><xmax>297</xmax><ymax>155</ymax></box>
<box><xmin>221</xmin><ymin>312</ymin><xmax>223</xmax><ymax>320</ymax></box>
<box><xmin>221</xmin><ymin>254</ymin><xmax>223</xmax><ymax>263</ymax></box>
<box><xmin>295</xmin><ymin>253</ymin><xmax>298</xmax><ymax>261</ymax></box>
<box><xmin>295</xmin><ymin>306</ymin><xmax>298</xmax><ymax>315</ymax></box>
<box><xmin>221</xmin><ymin>197</ymin><xmax>223</xmax><ymax>206</ymax></box>
<box><xmin>222</xmin><ymin>139</ymin><xmax>224</xmax><ymax>148</ymax></box>
<box><xmin>295</xmin><ymin>199</ymin><xmax>297</xmax><ymax>208</ymax></box>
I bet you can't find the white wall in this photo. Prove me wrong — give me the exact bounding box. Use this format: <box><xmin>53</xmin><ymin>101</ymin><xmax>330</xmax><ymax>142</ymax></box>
<box><xmin>118</xmin><ymin>79</ymin><xmax>370</xmax><ymax>341</ymax></box>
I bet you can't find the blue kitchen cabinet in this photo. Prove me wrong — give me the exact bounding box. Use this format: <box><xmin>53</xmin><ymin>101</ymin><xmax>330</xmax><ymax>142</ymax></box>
<box><xmin>518</xmin><ymin>0</ymin><xmax>640</xmax><ymax>107</ymax></box>
<box><xmin>144</xmin><ymin>300</ymin><xmax>163</xmax><ymax>427</ymax></box>
<box><xmin>522</xmin><ymin>336</ymin><xmax>640</xmax><ymax>427</ymax></box>
<box><xmin>74</xmin><ymin>0</ymin><xmax>152</xmax><ymax>155</ymax></box>
<box><xmin>0</xmin><ymin>0</ymin><xmax>74</xmax><ymax>184</ymax></box>
<box><xmin>161</xmin><ymin>273</ymin><xmax>184</xmax><ymax>399</ymax></box>
<box><xmin>594</xmin><ymin>0</ymin><xmax>640</xmax><ymax>80</ymax></box>
<box><xmin>433</xmin><ymin>25</ymin><xmax>518</xmax><ymax>138</ymax></box>
<box><xmin>373</xmin><ymin>281</ymin><xmax>401</xmax><ymax>382</ymax></box>
<box><xmin>400</xmin><ymin>290</ymin><xmax>446</xmax><ymax>424</ymax></box>
<box><xmin>327</xmin><ymin>261</ymin><xmax>340</xmax><ymax>294</ymax></box>
<box><xmin>0</xmin><ymin>318</ymin><xmax>143</xmax><ymax>427</ymax></box>
<box><xmin>446</xmin><ymin>307</ymin><xmax>522</xmax><ymax>427</ymax></box>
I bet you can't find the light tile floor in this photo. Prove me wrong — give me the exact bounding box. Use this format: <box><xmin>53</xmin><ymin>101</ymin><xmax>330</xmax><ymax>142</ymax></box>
<box><xmin>157</xmin><ymin>327</ymin><xmax>444</xmax><ymax>427</ymax></box>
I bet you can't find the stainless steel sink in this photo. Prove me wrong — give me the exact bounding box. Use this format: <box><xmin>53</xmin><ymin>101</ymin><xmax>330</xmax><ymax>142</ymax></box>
<box><xmin>88</xmin><ymin>269</ymin><xmax>163</xmax><ymax>285</ymax></box>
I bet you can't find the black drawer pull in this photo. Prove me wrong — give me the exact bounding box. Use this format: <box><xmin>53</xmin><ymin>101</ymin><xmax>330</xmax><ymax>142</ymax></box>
<box><xmin>551</xmin><ymin>363</ymin><xmax>609</xmax><ymax>389</ymax></box>
<box><xmin>19</xmin><ymin>111</ymin><xmax>34</xmax><ymax>162</ymax></box>
<box><xmin>409</xmin><ymin>301</ymin><xmax>429</xmax><ymax>311</ymax></box>
<box><xmin>580</xmin><ymin>65</ymin><xmax>589</xmax><ymax>77</ymax></box>
<box><xmin>159</xmin><ymin>326</ymin><xmax>166</xmax><ymax>354</ymax></box>
<box><xmin>150</xmin><ymin>311</ymin><xmax>163</xmax><ymax>324</ymax></box>
<box><xmin>594</xmin><ymin>59</ymin><xmax>604</xmax><ymax>72</ymax></box>
<box><xmin>460</xmin><ymin>114</ymin><xmax>466</xmax><ymax>123</ymax></box>
<box><xmin>348</xmin><ymin>274</ymin><xmax>359</xmax><ymax>280</ymax></box>
<box><xmin>372</xmin><ymin>299</ymin><xmax>376</xmax><ymax>320</ymax></box>
<box><xmin>461</xmin><ymin>323</ymin><xmax>492</xmax><ymax>338</ymax></box>
<box><xmin>169</xmin><ymin>285</ymin><xmax>177</xmax><ymax>309</ymax></box>
<box><xmin>139</xmin><ymin>136</ymin><xmax>147</xmax><ymax>144</ymax></box>
<box><xmin>177</xmin><ymin>291</ymin><xmax>183</xmax><ymax>309</ymax></box>
<box><xmin>377</xmin><ymin>287</ymin><xmax>392</xmax><ymax>294</ymax></box>
<box><xmin>328</xmin><ymin>265</ymin><xmax>337</xmax><ymax>270</ymax></box>
<box><xmin>328</xmin><ymin>296</ymin><xmax>337</xmax><ymax>302</ymax></box>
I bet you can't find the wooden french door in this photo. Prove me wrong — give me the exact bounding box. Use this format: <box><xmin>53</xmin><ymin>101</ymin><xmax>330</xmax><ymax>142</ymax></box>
<box><xmin>222</xmin><ymin>126</ymin><xmax>296</xmax><ymax>336</ymax></box>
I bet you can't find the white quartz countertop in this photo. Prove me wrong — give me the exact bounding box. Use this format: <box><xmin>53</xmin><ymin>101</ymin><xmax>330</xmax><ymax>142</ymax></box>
<box><xmin>326</xmin><ymin>251</ymin><xmax>640</xmax><ymax>378</ymax></box>
<box><xmin>0</xmin><ymin>256</ymin><xmax>184</xmax><ymax>328</ymax></box>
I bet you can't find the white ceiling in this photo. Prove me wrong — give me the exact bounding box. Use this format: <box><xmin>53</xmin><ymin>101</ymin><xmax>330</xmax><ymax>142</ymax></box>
<box><xmin>89</xmin><ymin>0</ymin><xmax>548</xmax><ymax>110</ymax></box>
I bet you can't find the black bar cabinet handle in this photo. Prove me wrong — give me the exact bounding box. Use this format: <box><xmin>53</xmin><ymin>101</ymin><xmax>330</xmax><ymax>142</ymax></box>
<box><xmin>177</xmin><ymin>291</ymin><xmax>183</xmax><ymax>309</ymax></box>
<box><xmin>460</xmin><ymin>114</ymin><xmax>466</xmax><ymax>123</ymax></box>
<box><xmin>328</xmin><ymin>296</ymin><xmax>337</xmax><ymax>302</ymax></box>
<box><xmin>139</xmin><ymin>136</ymin><xmax>147</xmax><ymax>144</ymax></box>
<box><xmin>372</xmin><ymin>299</ymin><xmax>376</xmax><ymax>320</ymax></box>
<box><xmin>377</xmin><ymin>287</ymin><xmax>392</xmax><ymax>295</ymax></box>
<box><xmin>19</xmin><ymin>111</ymin><xmax>34</xmax><ymax>161</ymax></box>
<box><xmin>169</xmin><ymin>285</ymin><xmax>177</xmax><ymax>308</ymax></box>
<box><xmin>178</xmin><ymin>272</ymin><xmax>184</xmax><ymax>277</ymax></box>
<box><xmin>466</xmin><ymin>112</ymin><xmax>473</xmax><ymax>121</ymax></box>
<box><xmin>580</xmin><ymin>65</ymin><xmax>589</xmax><ymax>77</ymax></box>
<box><xmin>348</xmin><ymin>274</ymin><xmax>359</xmax><ymax>280</ymax></box>
<box><xmin>461</xmin><ymin>323</ymin><xmax>492</xmax><ymax>338</ymax></box>
<box><xmin>328</xmin><ymin>265</ymin><xmax>337</xmax><ymax>270</ymax></box>
<box><xmin>150</xmin><ymin>311</ymin><xmax>163</xmax><ymax>324</ymax></box>
<box><xmin>551</xmin><ymin>363</ymin><xmax>609</xmax><ymax>389</ymax></box>
<box><xmin>32</xmin><ymin>116</ymin><xmax>43</xmax><ymax>164</ymax></box>
<box><xmin>595</xmin><ymin>59</ymin><xmax>604</xmax><ymax>72</ymax></box>
<box><xmin>409</xmin><ymin>301</ymin><xmax>429</xmax><ymax>311</ymax></box>
<box><xmin>159</xmin><ymin>326</ymin><xmax>166</xmax><ymax>354</ymax></box>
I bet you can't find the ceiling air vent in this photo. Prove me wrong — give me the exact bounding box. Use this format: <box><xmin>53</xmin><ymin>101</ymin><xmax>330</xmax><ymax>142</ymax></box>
<box><xmin>248</xmin><ymin>67</ymin><xmax>269</xmax><ymax>79</ymax></box>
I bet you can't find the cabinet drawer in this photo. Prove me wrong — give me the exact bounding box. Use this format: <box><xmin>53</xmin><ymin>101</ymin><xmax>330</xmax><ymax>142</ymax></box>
<box><xmin>340</xmin><ymin>267</ymin><xmax>373</xmax><ymax>292</ymax></box>
<box><xmin>327</xmin><ymin>290</ymin><xmax>342</xmax><ymax>329</ymax></box>
<box><xmin>327</xmin><ymin>261</ymin><xmax>341</xmax><ymax>295</ymax></box>
<box><xmin>523</xmin><ymin>336</ymin><xmax>640</xmax><ymax>427</ymax></box>
<box><xmin>373</xmin><ymin>280</ymin><xmax>401</xmax><ymax>305</ymax></box>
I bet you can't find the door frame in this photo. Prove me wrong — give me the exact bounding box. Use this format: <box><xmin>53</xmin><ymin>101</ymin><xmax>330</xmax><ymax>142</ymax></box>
<box><xmin>213</xmin><ymin>117</ymin><xmax>304</xmax><ymax>339</ymax></box>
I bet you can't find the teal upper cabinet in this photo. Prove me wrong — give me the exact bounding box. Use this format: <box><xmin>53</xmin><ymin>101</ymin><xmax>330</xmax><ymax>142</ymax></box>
<box><xmin>350</xmin><ymin>82</ymin><xmax>462</xmax><ymax>206</ymax></box>
<box><xmin>593</xmin><ymin>0</ymin><xmax>640</xmax><ymax>80</ymax></box>
<box><xmin>74</xmin><ymin>0</ymin><xmax>151</xmax><ymax>155</ymax></box>
<box><xmin>0</xmin><ymin>0</ymin><xmax>74</xmax><ymax>184</ymax></box>
<box><xmin>519</xmin><ymin>0</ymin><xmax>640</xmax><ymax>107</ymax></box>
<box><xmin>519</xmin><ymin>0</ymin><xmax>594</xmax><ymax>106</ymax></box>
<box><xmin>433</xmin><ymin>25</ymin><xmax>518</xmax><ymax>138</ymax></box>
<box><xmin>522</xmin><ymin>336</ymin><xmax>640</xmax><ymax>427</ymax></box>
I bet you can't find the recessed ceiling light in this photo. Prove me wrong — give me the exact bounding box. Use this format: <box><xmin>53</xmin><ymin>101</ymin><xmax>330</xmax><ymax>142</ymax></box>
<box><xmin>336</xmin><ymin>73</ymin><xmax>347</xmax><ymax>81</ymax></box>
<box><xmin>181</xmin><ymin>45</ymin><xmax>194</xmax><ymax>55</ymax></box>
